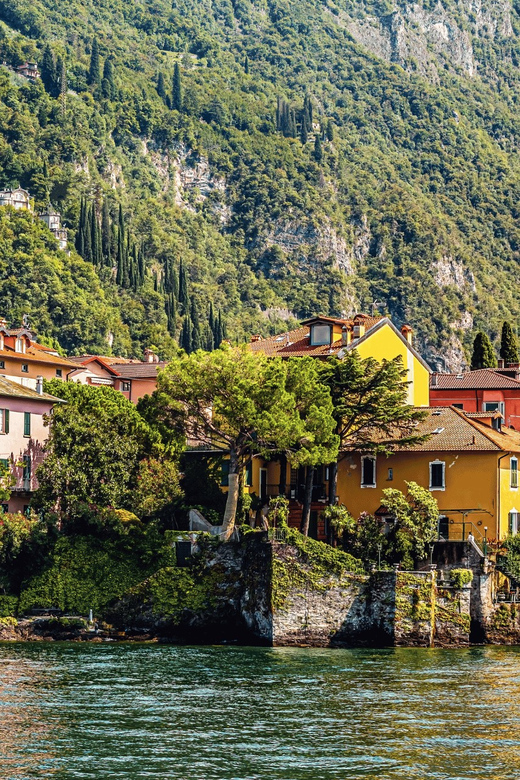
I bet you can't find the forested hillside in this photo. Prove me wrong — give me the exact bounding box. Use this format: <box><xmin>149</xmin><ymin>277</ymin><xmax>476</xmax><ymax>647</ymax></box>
<box><xmin>1</xmin><ymin>0</ymin><xmax>520</xmax><ymax>367</ymax></box>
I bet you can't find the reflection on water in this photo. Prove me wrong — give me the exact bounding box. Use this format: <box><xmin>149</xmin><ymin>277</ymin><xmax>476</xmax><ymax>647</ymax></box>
<box><xmin>0</xmin><ymin>643</ymin><xmax>519</xmax><ymax>779</ymax></box>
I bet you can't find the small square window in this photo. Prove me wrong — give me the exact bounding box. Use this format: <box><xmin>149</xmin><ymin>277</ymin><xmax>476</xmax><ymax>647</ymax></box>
<box><xmin>21</xmin><ymin>364</ymin><xmax>28</xmax><ymax>373</ymax></box>
<box><xmin>56</xmin><ymin>369</ymin><xmax>62</xmax><ymax>378</ymax></box>
<box><xmin>121</xmin><ymin>381</ymin><xmax>131</xmax><ymax>392</ymax></box>
<box><xmin>0</xmin><ymin>361</ymin><xmax>5</xmax><ymax>370</ymax></box>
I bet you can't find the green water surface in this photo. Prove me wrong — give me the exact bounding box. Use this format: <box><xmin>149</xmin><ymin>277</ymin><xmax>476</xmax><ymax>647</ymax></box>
<box><xmin>0</xmin><ymin>643</ymin><xmax>518</xmax><ymax>780</ymax></box>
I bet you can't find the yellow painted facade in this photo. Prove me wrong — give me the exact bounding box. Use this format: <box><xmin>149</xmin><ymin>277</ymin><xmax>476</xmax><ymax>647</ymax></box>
<box><xmin>336</xmin><ymin>449</ymin><xmax>520</xmax><ymax>542</ymax></box>
<box><xmin>352</xmin><ymin>322</ymin><xmax>430</xmax><ymax>407</ymax></box>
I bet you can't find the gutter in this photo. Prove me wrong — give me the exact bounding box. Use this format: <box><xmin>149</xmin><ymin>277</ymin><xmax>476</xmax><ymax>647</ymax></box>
<box><xmin>497</xmin><ymin>451</ymin><xmax>510</xmax><ymax>541</ymax></box>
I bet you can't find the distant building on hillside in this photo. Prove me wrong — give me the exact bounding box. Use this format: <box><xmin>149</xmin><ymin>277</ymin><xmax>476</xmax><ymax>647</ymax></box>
<box><xmin>67</xmin><ymin>349</ymin><xmax>166</xmax><ymax>402</ymax></box>
<box><xmin>0</xmin><ymin>188</ymin><xmax>31</xmax><ymax>211</ymax></box>
<box><xmin>16</xmin><ymin>62</ymin><xmax>40</xmax><ymax>81</ymax></box>
<box><xmin>39</xmin><ymin>207</ymin><xmax>68</xmax><ymax>250</ymax></box>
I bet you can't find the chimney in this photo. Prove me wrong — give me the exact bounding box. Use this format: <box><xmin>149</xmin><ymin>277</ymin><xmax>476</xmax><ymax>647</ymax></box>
<box><xmin>431</xmin><ymin>373</ymin><xmax>438</xmax><ymax>387</ymax></box>
<box><xmin>341</xmin><ymin>324</ymin><xmax>349</xmax><ymax>347</ymax></box>
<box><xmin>143</xmin><ymin>348</ymin><xmax>159</xmax><ymax>364</ymax></box>
<box><xmin>498</xmin><ymin>358</ymin><xmax>505</xmax><ymax>369</ymax></box>
<box><xmin>353</xmin><ymin>321</ymin><xmax>365</xmax><ymax>339</ymax></box>
<box><xmin>250</xmin><ymin>335</ymin><xmax>262</xmax><ymax>343</ymax></box>
<box><xmin>401</xmin><ymin>324</ymin><xmax>413</xmax><ymax>345</ymax></box>
<box><xmin>36</xmin><ymin>375</ymin><xmax>43</xmax><ymax>395</ymax></box>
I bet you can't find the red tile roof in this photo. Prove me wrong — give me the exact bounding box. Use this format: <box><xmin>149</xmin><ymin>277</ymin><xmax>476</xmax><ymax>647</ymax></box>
<box><xmin>113</xmin><ymin>362</ymin><xmax>167</xmax><ymax>379</ymax></box>
<box><xmin>431</xmin><ymin>369</ymin><xmax>520</xmax><ymax>390</ymax></box>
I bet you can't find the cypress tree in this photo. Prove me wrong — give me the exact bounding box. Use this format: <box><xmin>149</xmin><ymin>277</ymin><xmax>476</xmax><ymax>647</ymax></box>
<box><xmin>244</xmin><ymin>55</ymin><xmax>249</xmax><ymax>74</ymax></box>
<box><xmin>88</xmin><ymin>38</ymin><xmax>101</xmax><ymax>87</ymax></box>
<box><xmin>289</xmin><ymin>109</ymin><xmax>297</xmax><ymax>138</ymax></box>
<box><xmin>208</xmin><ymin>301</ymin><xmax>215</xmax><ymax>337</ymax></box>
<box><xmin>102</xmin><ymin>58</ymin><xmax>115</xmax><ymax>99</ymax></box>
<box><xmin>157</xmin><ymin>72</ymin><xmax>166</xmax><ymax>100</ymax></box>
<box><xmin>471</xmin><ymin>332</ymin><xmax>497</xmax><ymax>370</ymax></box>
<box><xmin>75</xmin><ymin>198</ymin><xmax>85</xmax><ymax>254</ymax></box>
<box><xmin>178</xmin><ymin>259</ymin><xmax>189</xmax><ymax>314</ymax></box>
<box><xmin>83</xmin><ymin>202</ymin><xmax>92</xmax><ymax>262</ymax></box>
<box><xmin>59</xmin><ymin>57</ymin><xmax>67</xmax><ymax>115</ymax></box>
<box><xmin>153</xmin><ymin>272</ymin><xmax>158</xmax><ymax>292</ymax></box>
<box><xmin>138</xmin><ymin>245</ymin><xmax>146</xmax><ymax>286</ymax></box>
<box><xmin>326</xmin><ymin>119</ymin><xmax>334</xmax><ymax>142</ymax></box>
<box><xmin>166</xmin><ymin>293</ymin><xmax>177</xmax><ymax>334</ymax></box>
<box><xmin>41</xmin><ymin>45</ymin><xmax>56</xmax><ymax>96</ymax></box>
<box><xmin>500</xmin><ymin>322</ymin><xmax>519</xmax><ymax>365</ymax></box>
<box><xmin>101</xmin><ymin>199</ymin><xmax>111</xmax><ymax>264</ymax></box>
<box><xmin>313</xmin><ymin>134</ymin><xmax>323</xmax><ymax>163</ymax></box>
<box><xmin>172</xmin><ymin>62</ymin><xmax>182</xmax><ymax>112</ymax></box>
<box><xmin>91</xmin><ymin>205</ymin><xmax>102</xmax><ymax>265</ymax></box>
<box><xmin>191</xmin><ymin>298</ymin><xmax>202</xmax><ymax>351</ymax></box>
<box><xmin>180</xmin><ymin>315</ymin><xmax>192</xmax><ymax>353</ymax></box>
<box><xmin>300</xmin><ymin>118</ymin><xmax>308</xmax><ymax>145</ymax></box>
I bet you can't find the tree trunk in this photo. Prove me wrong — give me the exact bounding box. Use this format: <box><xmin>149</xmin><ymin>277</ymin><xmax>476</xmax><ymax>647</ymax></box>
<box><xmin>278</xmin><ymin>454</ymin><xmax>287</xmax><ymax>496</ymax></box>
<box><xmin>300</xmin><ymin>465</ymin><xmax>314</xmax><ymax>536</ymax></box>
<box><xmin>328</xmin><ymin>460</ymin><xmax>338</xmax><ymax>505</ymax></box>
<box><xmin>222</xmin><ymin>447</ymin><xmax>240</xmax><ymax>540</ymax></box>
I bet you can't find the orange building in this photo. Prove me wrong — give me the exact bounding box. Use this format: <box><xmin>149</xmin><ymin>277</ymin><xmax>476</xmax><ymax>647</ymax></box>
<box><xmin>0</xmin><ymin>321</ymin><xmax>79</xmax><ymax>390</ymax></box>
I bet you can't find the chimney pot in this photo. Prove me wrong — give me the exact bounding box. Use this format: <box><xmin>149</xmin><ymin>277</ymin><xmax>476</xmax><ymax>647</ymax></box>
<box><xmin>341</xmin><ymin>324</ymin><xmax>348</xmax><ymax>347</ymax></box>
<box><xmin>431</xmin><ymin>373</ymin><xmax>438</xmax><ymax>387</ymax></box>
<box><xmin>401</xmin><ymin>324</ymin><xmax>413</xmax><ymax>345</ymax></box>
<box><xmin>36</xmin><ymin>375</ymin><xmax>43</xmax><ymax>395</ymax></box>
<box><xmin>498</xmin><ymin>359</ymin><xmax>505</xmax><ymax>369</ymax></box>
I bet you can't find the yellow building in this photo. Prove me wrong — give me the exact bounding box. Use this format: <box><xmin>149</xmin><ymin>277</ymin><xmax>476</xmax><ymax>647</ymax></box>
<box><xmin>337</xmin><ymin>407</ymin><xmax>520</xmax><ymax>544</ymax></box>
<box><xmin>250</xmin><ymin>313</ymin><xmax>430</xmax><ymax>407</ymax></box>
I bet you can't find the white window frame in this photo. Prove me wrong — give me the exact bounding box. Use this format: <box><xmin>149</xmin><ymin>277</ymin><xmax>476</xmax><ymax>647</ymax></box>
<box><xmin>310</xmin><ymin>324</ymin><xmax>331</xmax><ymax>346</ymax></box>
<box><xmin>15</xmin><ymin>336</ymin><xmax>26</xmax><ymax>354</ymax></box>
<box><xmin>511</xmin><ymin>457</ymin><xmax>518</xmax><ymax>490</ymax></box>
<box><xmin>509</xmin><ymin>509</ymin><xmax>519</xmax><ymax>535</ymax></box>
<box><xmin>429</xmin><ymin>460</ymin><xmax>446</xmax><ymax>491</ymax></box>
<box><xmin>361</xmin><ymin>455</ymin><xmax>376</xmax><ymax>488</ymax></box>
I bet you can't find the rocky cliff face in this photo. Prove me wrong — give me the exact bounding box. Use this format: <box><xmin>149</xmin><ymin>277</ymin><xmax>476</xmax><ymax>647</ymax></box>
<box><xmin>345</xmin><ymin>0</ymin><xmax>512</xmax><ymax>80</ymax></box>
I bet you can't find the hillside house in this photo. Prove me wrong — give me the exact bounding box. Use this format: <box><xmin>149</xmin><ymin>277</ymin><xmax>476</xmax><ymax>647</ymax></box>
<box><xmin>250</xmin><ymin>313</ymin><xmax>431</xmax><ymax>406</ymax></box>
<box><xmin>0</xmin><ymin>319</ymin><xmax>78</xmax><ymax>390</ymax></box>
<box><xmin>39</xmin><ymin>207</ymin><xmax>68</xmax><ymax>250</ymax></box>
<box><xmin>67</xmin><ymin>349</ymin><xmax>166</xmax><ymax>402</ymax></box>
<box><xmin>0</xmin><ymin>188</ymin><xmax>31</xmax><ymax>210</ymax></box>
<box><xmin>16</xmin><ymin>62</ymin><xmax>39</xmax><ymax>81</ymax></box>
<box><xmin>0</xmin><ymin>375</ymin><xmax>63</xmax><ymax>514</ymax></box>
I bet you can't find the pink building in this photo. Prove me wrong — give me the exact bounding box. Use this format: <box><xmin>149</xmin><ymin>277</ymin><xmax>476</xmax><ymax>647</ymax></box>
<box><xmin>0</xmin><ymin>375</ymin><xmax>63</xmax><ymax>514</ymax></box>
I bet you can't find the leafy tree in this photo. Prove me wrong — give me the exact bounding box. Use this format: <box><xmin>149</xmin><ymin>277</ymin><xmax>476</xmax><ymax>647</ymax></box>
<box><xmin>471</xmin><ymin>332</ymin><xmax>497</xmax><ymax>370</ymax></box>
<box><xmin>381</xmin><ymin>482</ymin><xmax>439</xmax><ymax>568</ymax></box>
<box><xmin>34</xmin><ymin>381</ymin><xmax>178</xmax><ymax>523</ymax></box>
<box><xmin>500</xmin><ymin>322</ymin><xmax>519</xmax><ymax>366</ymax></box>
<box><xmin>151</xmin><ymin>347</ymin><xmax>338</xmax><ymax>539</ymax></box>
<box><xmin>318</xmin><ymin>353</ymin><xmax>428</xmax><ymax>505</ymax></box>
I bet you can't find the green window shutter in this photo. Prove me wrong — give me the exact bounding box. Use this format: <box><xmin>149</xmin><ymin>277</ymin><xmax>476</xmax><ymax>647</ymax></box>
<box><xmin>4</xmin><ymin>409</ymin><xmax>9</xmax><ymax>434</ymax></box>
<box><xmin>24</xmin><ymin>412</ymin><xmax>30</xmax><ymax>436</ymax></box>
<box><xmin>0</xmin><ymin>459</ymin><xmax>8</xmax><ymax>470</ymax></box>
<box><xmin>221</xmin><ymin>460</ymin><xmax>230</xmax><ymax>487</ymax></box>
<box><xmin>23</xmin><ymin>456</ymin><xmax>31</xmax><ymax>480</ymax></box>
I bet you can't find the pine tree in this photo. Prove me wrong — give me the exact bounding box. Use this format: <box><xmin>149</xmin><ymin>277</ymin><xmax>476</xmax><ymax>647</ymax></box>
<box><xmin>101</xmin><ymin>199</ymin><xmax>111</xmax><ymax>264</ymax></box>
<box><xmin>88</xmin><ymin>37</ymin><xmax>101</xmax><ymax>87</ymax></box>
<box><xmin>471</xmin><ymin>332</ymin><xmax>497</xmax><ymax>370</ymax></box>
<box><xmin>41</xmin><ymin>45</ymin><xmax>57</xmax><ymax>96</ymax></box>
<box><xmin>500</xmin><ymin>322</ymin><xmax>519</xmax><ymax>365</ymax></box>
<box><xmin>172</xmin><ymin>62</ymin><xmax>182</xmax><ymax>112</ymax></box>
<box><xmin>313</xmin><ymin>134</ymin><xmax>323</xmax><ymax>163</ymax></box>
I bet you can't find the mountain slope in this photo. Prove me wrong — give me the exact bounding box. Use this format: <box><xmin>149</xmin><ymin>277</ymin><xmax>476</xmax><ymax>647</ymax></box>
<box><xmin>0</xmin><ymin>0</ymin><xmax>520</xmax><ymax>367</ymax></box>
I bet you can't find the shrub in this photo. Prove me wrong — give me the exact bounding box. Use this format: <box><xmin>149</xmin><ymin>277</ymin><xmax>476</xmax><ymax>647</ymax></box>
<box><xmin>450</xmin><ymin>569</ymin><xmax>473</xmax><ymax>588</ymax></box>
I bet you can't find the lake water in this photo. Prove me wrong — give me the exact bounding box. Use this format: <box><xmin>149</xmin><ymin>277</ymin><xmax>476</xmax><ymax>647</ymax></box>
<box><xmin>0</xmin><ymin>643</ymin><xmax>519</xmax><ymax>780</ymax></box>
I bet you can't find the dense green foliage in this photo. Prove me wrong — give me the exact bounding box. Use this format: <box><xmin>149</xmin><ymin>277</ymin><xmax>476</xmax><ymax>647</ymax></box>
<box><xmin>34</xmin><ymin>381</ymin><xmax>181</xmax><ymax>522</ymax></box>
<box><xmin>471</xmin><ymin>331</ymin><xmax>497</xmax><ymax>369</ymax></box>
<box><xmin>1</xmin><ymin>0</ymin><xmax>520</xmax><ymax>361</ymax></box>
<box><xmin>500</xmin><ymin>321</ymin><xmax>519</xmax><ymax>365</ymax></box>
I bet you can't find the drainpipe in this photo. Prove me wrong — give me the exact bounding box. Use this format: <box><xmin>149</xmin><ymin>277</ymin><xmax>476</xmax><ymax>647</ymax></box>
<box><xmin>497</xmin><ymin>452</ymin><xmax>510</xmax><ymax>542</ymax></box>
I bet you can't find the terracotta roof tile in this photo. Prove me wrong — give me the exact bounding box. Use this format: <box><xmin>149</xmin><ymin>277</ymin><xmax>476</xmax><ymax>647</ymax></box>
<box><xmin>114</xmin><ymin>363</ymin><xmax>167</xmax><ymax>379</ymax></box>
<box><xmin>431</xmin><ymin>369</ymin><xmax>520</xmax><ymax>390</ymax></box>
